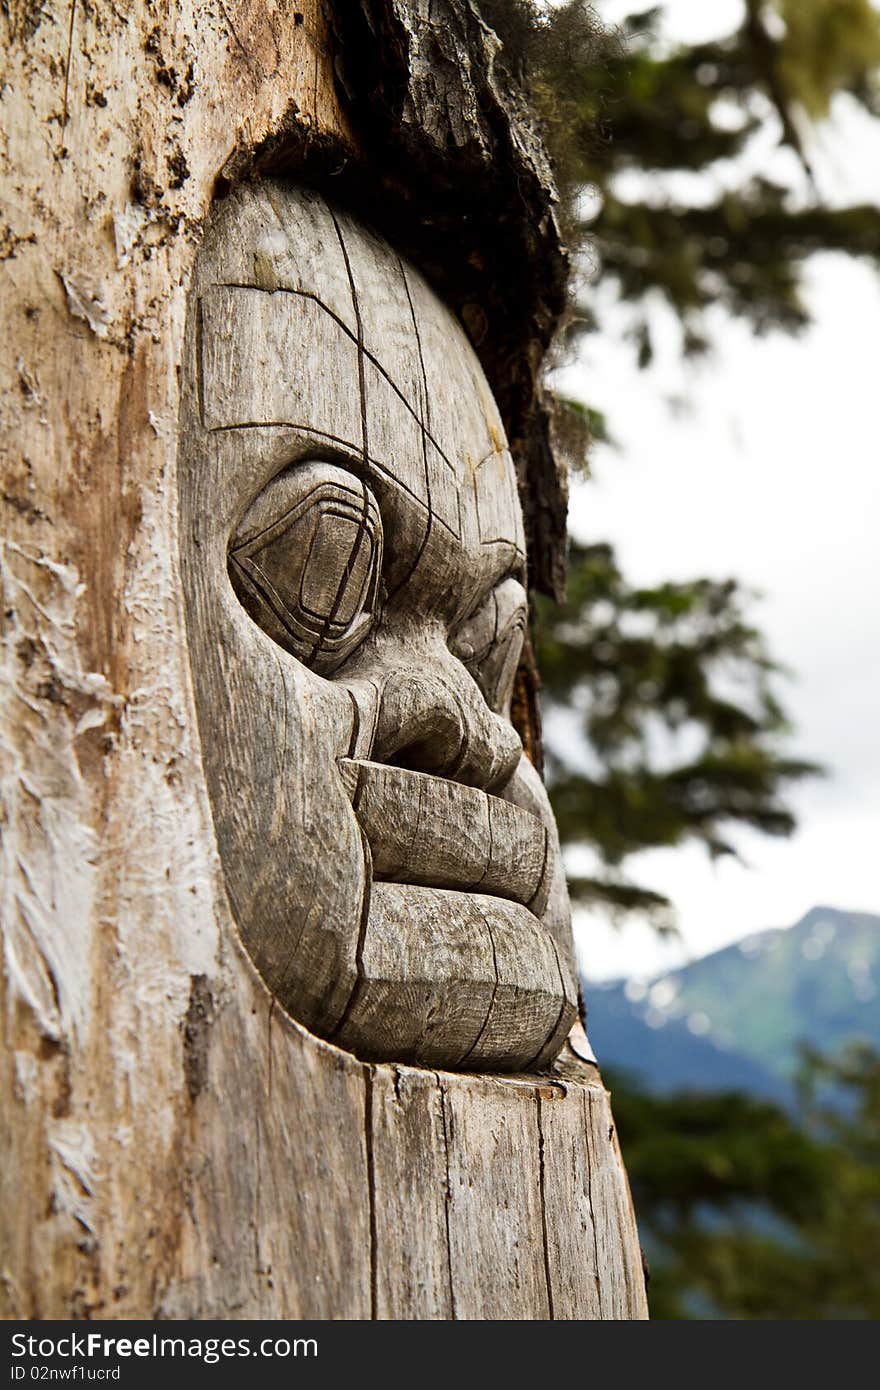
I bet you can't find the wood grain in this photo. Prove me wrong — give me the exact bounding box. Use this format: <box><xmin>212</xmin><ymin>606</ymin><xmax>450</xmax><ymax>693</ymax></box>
<box><xmin>342</xmin><ymin>757</ymin><xmax>547</xmax><ymax>906</ymax></box>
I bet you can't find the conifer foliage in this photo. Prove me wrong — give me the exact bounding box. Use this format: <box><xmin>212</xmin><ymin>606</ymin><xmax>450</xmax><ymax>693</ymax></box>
<box><xmin>479</xmin><ymin>2</ymin><xmax>880</xmax><ymax>922</ymax></box>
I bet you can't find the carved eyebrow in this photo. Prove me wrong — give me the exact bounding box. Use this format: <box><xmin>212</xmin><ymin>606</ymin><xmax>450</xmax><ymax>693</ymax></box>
<box><xmin>455</xmin><ymin>573</ymin><xmax>527</xmax><ymax>635</ymax></box>
<box><xmin>232</xmin><ymin>470</ymin><xmax>368</xmax><ymax>548</ymax></box>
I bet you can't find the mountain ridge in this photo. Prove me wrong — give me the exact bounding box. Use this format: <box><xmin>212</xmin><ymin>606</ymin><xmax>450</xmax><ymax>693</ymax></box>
<box><xmin>583</xmin><ymin>905</ymin><xmax>880</xmax><ymax>1101</ymax></box>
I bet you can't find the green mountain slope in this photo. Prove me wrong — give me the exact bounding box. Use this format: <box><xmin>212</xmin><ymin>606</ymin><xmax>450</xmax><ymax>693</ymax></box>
<box><xmin>585</xmin><ymin>906</ymin><xmax>880</xmax><ymax>1095</ymax></box>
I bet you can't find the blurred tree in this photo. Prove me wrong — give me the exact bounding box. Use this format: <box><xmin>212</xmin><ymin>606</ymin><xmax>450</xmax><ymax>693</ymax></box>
<box><xmin>480</xmin><ymin>0</ymin><xmax>880</xmax><ymax>360</ymax></box>
<box><xmin>611</xmin><ymin>1043</ymin><xmax>880</xmax><ymax>1318</ymax></box>
<box><xmin>477</xmin><ymin>0</ymin><xmax>880</xmax><ymax>922</ymax></box>
<box><xmin>534</xmin><ymin>544</ymin><xmax>817</xmax><ymax>922</ymax></box>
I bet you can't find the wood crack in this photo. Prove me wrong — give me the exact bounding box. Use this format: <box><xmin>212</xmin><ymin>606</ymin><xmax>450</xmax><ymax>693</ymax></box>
<box><xmin>454</xmin><ymin>904</ymin><xmax>498</xmax><ymax>1069</ymax></box>
<box><xmin>435</xmin><ymin>1073</ymin><xmax>457</xmax><ymax>1320</ymax></box>
<box><xmin>300</xmin><ymin>214</ymin><xmax>374</xmax><ymax>665</ymax></box>
<box><xmin>536</xmin><ymin>1094</ymin><xmax>555</xmax><ymax>1320</ymax></box>
<box><xmin>218</xmin><ymin>1</ymin><xmax>263</xmax><ymax>76</ymax></box>
<box><xmin>363</xmin><ymin>1065</ymin><xmax>379</xmax><ymax>1320</ymax></box>
<box><xmin>525</xmin><ymin>826</ymin><xmax>551</xmax><ymax>915</ymax></box>
<box><xmin>327</xmin><ymin>829</ymin><xmax>373</xmax><ymax>1041</ymax></box>
<box><xmin>466</xmin><ymin>789</ymin><xmax>494</xmax><ymax>893</ymax></box>
<box><xmin>522</xmin><ymin>931</ymin><xmax>569</xmax><ymax>1071</ymax></box>
<box><xmin>583</xmin><ymin>1089</ymin><xmax>603</xmax><ymax>1309</ymax></box>
<box><xmin>385</xmin><ymin>259</ymin><xmax>433</xmax><ymax>599</ymax></box>
<box><xmin>195</xmin><ymin>296</ymin><xmax>206</xmax><ymax>427</ymax></box>
<box><xmin>346</xmin><ymin>687</ymin><xmax>361</xmax><ymax>759</ymax></box>
<box><xmin>62</xmin><ymin>0</ymin><xmax>78</xmax><ymax>138</ymax></box>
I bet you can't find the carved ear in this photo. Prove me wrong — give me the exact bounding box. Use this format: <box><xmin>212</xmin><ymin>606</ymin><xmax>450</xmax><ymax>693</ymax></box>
<box><xmin>229</xmin><ymin>461</ymin><xmax>383</xmax><ymax>674</ymax></box>
<box><xmin>451</xmin><ymin>577</ymin><xmax>527</xmax><ymax>717</ymax></box>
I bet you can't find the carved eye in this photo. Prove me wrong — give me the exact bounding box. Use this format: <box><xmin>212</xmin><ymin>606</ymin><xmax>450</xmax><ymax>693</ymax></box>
<box><xmin>229</xmin><ymin>462</ymin><xmax>383</xmax><ymax>674</ymax></box>
<box><xmin>451</xmin><ymin>577</ymin><xmax>527</xmax><ymax>717</ymax></box>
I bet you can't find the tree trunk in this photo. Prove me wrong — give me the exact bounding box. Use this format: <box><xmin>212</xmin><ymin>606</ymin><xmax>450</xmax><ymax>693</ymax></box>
<box><xmin>0</xmin><ymin>0</ymin><xmax>647</xmax><ymax>1319</ymax></box>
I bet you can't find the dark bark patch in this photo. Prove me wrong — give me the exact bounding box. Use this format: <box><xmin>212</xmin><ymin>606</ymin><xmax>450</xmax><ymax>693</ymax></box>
<box><xmin>182</xmin><ymin>975</ymin><xmax>214</xmax><ymax>1102</ymax></box>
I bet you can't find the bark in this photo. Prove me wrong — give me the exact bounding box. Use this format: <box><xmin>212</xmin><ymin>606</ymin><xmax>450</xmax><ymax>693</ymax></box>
<box><xmin>0</xmin><ymin>0</ymin><xmax>647</xmax><ymax>1319</ymax></box>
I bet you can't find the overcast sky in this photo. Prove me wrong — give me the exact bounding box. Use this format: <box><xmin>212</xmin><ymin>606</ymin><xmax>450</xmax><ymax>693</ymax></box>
<box><xmin>552</xmin><ymin>0</ymin><xmax>880</xmax><ymax>980</ymax></box>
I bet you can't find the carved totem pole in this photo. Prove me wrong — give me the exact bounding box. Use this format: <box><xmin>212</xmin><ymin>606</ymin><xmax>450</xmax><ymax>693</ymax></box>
<box><xmin>1</xmin><ymin>1</ymin><xmax>648</xmax><ymax>1318</ymax></box>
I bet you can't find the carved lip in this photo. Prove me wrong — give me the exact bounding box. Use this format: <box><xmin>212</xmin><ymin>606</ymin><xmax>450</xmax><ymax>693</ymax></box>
<box><xmin>338</xmin><ymin>758</ymin><xmax>551</xmax><ymax>915</ymax></box>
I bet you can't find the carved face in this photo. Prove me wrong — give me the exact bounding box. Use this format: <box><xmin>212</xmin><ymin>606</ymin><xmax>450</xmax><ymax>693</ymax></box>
<box><xmin>180</xmin><ymin>183</ymin><xmax>576</xmax><ymax>1070</ymax></box>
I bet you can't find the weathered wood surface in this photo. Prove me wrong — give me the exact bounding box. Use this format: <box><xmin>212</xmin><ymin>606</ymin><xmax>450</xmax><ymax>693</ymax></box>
<box><xmin>0</xmin><ymin>0</ymin><xmax>648</xmax><ymax>1319</ymax></box>
<box><xmin>181</xmin><ymin>182</ymin><xmax>577</xmax><ymax>1071</ymax></box>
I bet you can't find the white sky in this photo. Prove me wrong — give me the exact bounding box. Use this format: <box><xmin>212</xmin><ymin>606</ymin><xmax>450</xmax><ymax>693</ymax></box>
<box><xmin>552</xmin><ymin>1</ymin><xmax>880</xmax><ymax>980</ymax></box>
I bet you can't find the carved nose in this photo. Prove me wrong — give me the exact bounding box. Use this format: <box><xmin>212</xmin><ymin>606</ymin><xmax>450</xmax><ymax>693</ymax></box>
<box><xmin>371</xmin><ymin>658</ymin><xmax>523</xmax><ymax>793</ymax></box>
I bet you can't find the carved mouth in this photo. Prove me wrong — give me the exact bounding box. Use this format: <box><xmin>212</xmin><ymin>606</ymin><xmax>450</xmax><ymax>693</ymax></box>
<box><xmin>330</xmin><ymin>683</ymin><xmax>569</xmax><ymax>1072</ymax></box>
<box><xmin>334</xmin><ymin>758</ymin><xmax>572</xmax><ymax>1070</ymax></box>
<box><xmin>337</xmin><ymin>758</ymin><xmax>551</xmax><ymax>915</ymax></box>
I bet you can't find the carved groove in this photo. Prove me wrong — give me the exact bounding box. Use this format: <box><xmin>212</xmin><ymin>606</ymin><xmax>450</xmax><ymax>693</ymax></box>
<box><xmin>386</xmin><ymin>257</ymin><xmax>434</xmax><ymax>598</ymax></box>
<box><xmin>212</xmin><ymin>282</ymin><xmax>460</xmax><ymax>480</ymax></box>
